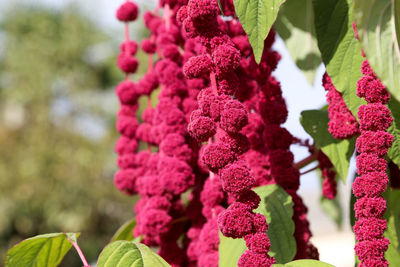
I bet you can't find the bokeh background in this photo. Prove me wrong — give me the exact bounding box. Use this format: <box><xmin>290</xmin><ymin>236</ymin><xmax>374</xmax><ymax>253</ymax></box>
<box><xmin>0</xmin><ymin>0</ymin><xmax>355</xmax><ymax>266</ymax></box>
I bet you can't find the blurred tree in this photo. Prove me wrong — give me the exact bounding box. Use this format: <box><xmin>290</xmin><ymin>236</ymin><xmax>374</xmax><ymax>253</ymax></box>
<box><xmin>0</xmin><ymin>4</ymin><xmax>139</xmax><ymax>266</ymax></box>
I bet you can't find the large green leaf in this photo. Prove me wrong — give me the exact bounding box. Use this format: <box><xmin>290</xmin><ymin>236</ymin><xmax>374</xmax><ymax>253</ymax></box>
<box><xmin>111</xmin><ymin>218</ymin><xmax>137</xmax><ymax>242</ymax></box>
<box><xmin>274</xmin><ymin>0</ymin><xmax>322</xmax><ymax>84</ymax></box>
<box><xmin>273</xmin><ymin>259</ymin><xmax>335</xmax><ymax>266</ymax></box>
<box><xmin>300</xmin><ymin>109</ymin><xmax>356</xmax><ymax>183</ymax></box>
<box><xmin>233</xmin><ymin>0</ymin><xmax>287</xmax><ymax>63</ymax></box>
<box><xmin>387</xmin><ymin>189</ymin><xmax>400</xmax><ymax>248</ymax></box>
<box><xmin>313</xmin><ymin>0</ymin><xmax>366</xmax><ymax>117</ymax></box>
<box><xmin>388</xmin><ymin>98</ymin><xmax>400</xmax><ymax>168</ymax></box>
<box><xmin>5</xmin><ymin>232</ymin><xmax>78</xmax><ymax>267</ymax></box>
<box><xmin>218</xmin><ymin>184</ymin><xmax>295</xmax><ymax>265</ymax></box>
<box><xmin>97</xmin><ymin>241</ymin><xmax>171</xmax><ymax>267</ymax></box>
<box><xmin>354</xmin><ymin>0</ymin><xmax>400</xmax><ymax>102</ymax></box>
<box><xmin>384</xmin><ymin>189</ymin><xmax>400</xmax><ymax>264</ymax></box>
<box><xmin>385</xmin><ymin>240</ymin><xmax>400</xmax><ymax>266</ymax></box>
<box><xmin>254</xmin><ymin>184</ymin><xmax>296</xmax><ymax>263</ymax></box>
<box><xmin>218</xmin><ymin>233</ymin><xmax>246</xmax><ymax>267</ymax></box>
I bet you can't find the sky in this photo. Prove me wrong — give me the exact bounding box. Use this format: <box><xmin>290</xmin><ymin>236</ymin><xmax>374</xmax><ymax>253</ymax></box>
<box><xmin>0</xmin><ymin>0</ymin><xmax>355</xmax><ymax>265</ymax></box>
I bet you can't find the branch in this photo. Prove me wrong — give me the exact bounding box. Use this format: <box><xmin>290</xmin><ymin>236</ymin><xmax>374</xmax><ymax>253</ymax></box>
<box><xmin>294</xmin><ymin>152</ymin><xmax>318</xmax><ymax>170</ymax></box>
<box><xmin>300</xmin><ymin>165</ymin><xmax>319</xmax><ymax>176</ymax></box>
<box><xmin>67</xmin><ymin>236</ymin><xmax>91</xmax><ymax>267</ymax></box>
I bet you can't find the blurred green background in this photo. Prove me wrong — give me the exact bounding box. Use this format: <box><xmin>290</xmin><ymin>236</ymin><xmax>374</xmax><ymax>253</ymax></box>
<box><xmin>0</xmin><ymin>1</ymin><xmax>150</xmax><ymax>265</ymax></box>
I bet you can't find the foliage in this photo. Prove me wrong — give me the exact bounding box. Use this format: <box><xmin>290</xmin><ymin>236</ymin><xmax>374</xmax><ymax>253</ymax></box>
<box><xmin>383</xmin><ymin>189</ymin><xmax>400</xmax><ymax>264</ymax></box>
<box><xmin>313</xmin><ymin>0</ymin><xmax>366</xmax><ymax>118</ymax></box>
<box><xmin>97</xmin><ymin>241</ymin><xmax>171</xmax><ymax>267</ymax></box>
<box><xmin>5</xmin><ymin>233</ymin><xmax>170</xmax><ymax>267</ymax></box>
<box><xmin>354</xmin><ymin>0</ymin><xmax>400</xmax><ymax>103</ymax></box>
<box><xmin>233</xmin><ymin>0</ymin><xmax>286</xmax><ymax>62</ymax></box>
<box><xmin>388</xmin><ymin>98</ymin><xmax>400</xmax><ymax>168</ymax></box>
<box><xmin>110</xmin><ymin>218</ymin><xmax>137</xmax><ymax>242</ymax></box>
<box><xmin>274</xmin><ymin>0</ymin><xmax>321</xmax><ymax>85</ymax></box>
<box><xmin>5</xmin><ymin>233</ymin><xmax>78</xmax><ymax>267</ymax></box>
<box><xmin>218</xmin><ymin>234</ymin><xmax>246</xmax><ymax>267</ymax></box>
<box><xmin>3</xmin><ymin>0</ymin><xmax>400</xmax><ymax>266</ymax></box>
<box><xmin>254</xmin><ymin>185</ymin><xmax>296</xmax><ymax>263</ymax></box>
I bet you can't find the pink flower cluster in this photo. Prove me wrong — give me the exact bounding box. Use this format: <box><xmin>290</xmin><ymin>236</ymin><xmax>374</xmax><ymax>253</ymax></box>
<box><xmin>223</xmin><ymin>24</ymin><xmax>318</xmax><ymax>259</ymax></box>
<box><xmin>317</xmin><ymin>151</ymin><xmax>337</xmax><ymax>200</ymax></box>
<box><xmin>179</xmin><ymin>1</ymin><xmax>277</xmax><ymax>266</ymax></box>
<box><xmin>114</xmin><ymin>1</ymin><xmax>141</xmax><ymax>196</ymax></box>
<box><xmin>114</xmin><ymin>1</ymin><xmax>318</xmax><ymax>266</ymax></box>
<box><xmin>115</xmin><ymin>2</ymin><xmax>197</xmax><ymax>265</ymax></box>
<box><xmin>322</xmin><ymin>73</ymin><xmax>360</xmax><ymax>139</ymax></box>
<box><xmin>247</xmin><ymin>43</ymin><xmax>318</xmax><ymax>260</ymax></box>
<box><xmin>353</xmin><ymin>60</ymin><xmax>393</xmax><ymax>267</ymax></box>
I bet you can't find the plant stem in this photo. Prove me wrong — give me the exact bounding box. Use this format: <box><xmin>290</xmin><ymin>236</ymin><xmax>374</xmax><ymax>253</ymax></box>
<box><xmin>170</xmin><ymin>216</ymin><xmax>189</xmax><ymax>225</ymax></box>
<box><xmin>210</xmin><ymin>72</ymin><xmax>217</xmax><ymax>93</ymax></box>
<box><xmin>67</xmin><ymin>237</ymin><xmax>91</xmax><ymax>267</ymax></box>
<box><xmin>124</xmin><ymin>23</ymin><xmax>130</xmax><ymax>42</ymax></box>
<box><xmin>164</xmin><ymin>4</ymin><xmax>171</xmax><ymax>31</ymax></box>
<box><xmin>124</xmin><ymin>23</ymin><xmax>130</xmax><ymax>82</ymax></box>
<box><xmin>300</xmin><ymin>165</ymin><xmax>319</xmax><ymax>176</ymax></box>
<box><xmin>293</xmin><ymin>152</ymin><xmax>318</xmax><ymax>170</ymax></box>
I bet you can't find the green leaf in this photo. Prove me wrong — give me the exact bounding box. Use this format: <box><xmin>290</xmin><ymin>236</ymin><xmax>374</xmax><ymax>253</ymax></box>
<box><xmin>388</xmin><ymin>124</ymin><xmax>400</xmax><ymax>169</ymax></box>
<box><xmin>385</xmin><ymin>241</ymin><xmax>400</xmax><ymax>266</ymax></box>
<box><xmin>387</xmin><ymin>189</ymin><xmax>400</xmax><ymax>249</ymax></box>
<box><xmin>387</xmin><ymin>216</ymin><xmax>400</xmax><ymax>249</ymax></box>
<box><xmin>313</xmin><ymin>0</ymin><xmax>366</xmax><ymax>117</ymax></box>
<box><xmin>66</xmin><ymin>232</ymin><xmax>78</xmax><ymax>244</ymax></box>
<box><xmin>97</xmin><ymin>241</ymin><xmax>171</xmax><ymax>267</ymax></box>
<box><xmin>381</xmin><ymin>189</ymin><xmax>400</xmax><ymax>264</ymax></box>
<box><xmin>219</xmin><ymin>184</ymin><xmax>296</xmax><ymax>265</ymax></box>
<box><xmin>354</xmin><ymin>0</ymin><xmax>400</xmax><ymax>103</ymax></box>
<box><xmin>254</xmin><ymin>184</ymin><xmax>296</xmax><ymax>263</ymax></box>
<box><xmin>320</xmin><ymin>196</ymin><xmax>343</xmax><ymax>229</ymax></box>
<box><xmin>385</xmin><ymin>215</ymin><xmax>400</xmax><ymax>264</ymax></box>
<box><xmin>111</xmin><ymin>218</ymin><xmax>136</xmax><ymax>242</ymax></box>
<box><xmin>300</xmin><ymin>109</ymin><xmax>356</xmax><ymax>183</ymax></box>
<box><xmin>233</xmin><ymin>0</ymin><xmax>287</xmax><ymax>63</ymax></box>
<box><xmin>5</xmin><ymin>232</ymin><xmax>78</xmax><ymax>267</ymax></box>
<box><xmin>218</xmin><ymin>233</ymin><xmax>246</xmax><ymax>267</ymax></box>
<box><xmin>388</xmin><ymin>98</ymin><xmax>400</xmax><ymax>168</ymax></box>
<box><xmin>274</xmin><ymin>0</ymin><xmax>322</xmax><ymax>84</ymax></box>
<box><xmin>272</xmin><ymin>259</ymin><xmax>335</xmax><ymax>267</ymax></box>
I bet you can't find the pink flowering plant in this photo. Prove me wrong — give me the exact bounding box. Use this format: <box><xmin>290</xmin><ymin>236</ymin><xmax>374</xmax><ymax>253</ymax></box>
<box><xmin>4</xmin><ymin>0</ymin><xmax>400</xmax><ymax>267</ymax></box>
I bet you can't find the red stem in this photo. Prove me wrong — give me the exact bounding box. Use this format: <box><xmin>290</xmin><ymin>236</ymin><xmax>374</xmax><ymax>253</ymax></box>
<box><xmin>124</xmin><ymin>23</ymin><xmax>130</xmax><ymax>42</ymax></box>
<box><xmin>67</xmin><ymin>237</ymin><xmax>91</xmax><ymax>267</ymax></box>
<box><xmin>293</xmin><ymin>152</ymin><xmax>318</xmax><ymax>170</ymax></box>
<box><xmin>124</xmin><ymin>24</ymin><xmax>131</xmax><ymax>81</ymax></box>
<box><xmin>146</xmin><ymin>95</ymin><xmax>152</xmax><ymax>152</ymax></box>
<box><xmin>300</xmin><ymin>165</ymin><xmax>319</xmax><ymax>176</ymax></box>
<box><xmin>164</xmin><ymin>4</ymin><xmax>171</xmax><ymax>31</ymax></box>
<box><xmin>208</xmin><ymin>137</ymin><xmax>216</xmax><ymax>180</ymax></box>
<box><xmin>210</xmin><ymin>72</ymin><xmax>217</xmax><ymax>94</ymax></box>
<box><xmin>148</xmin><ymin>54</ymin><xmax>153</xmax><ymax>72</ymax></box>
